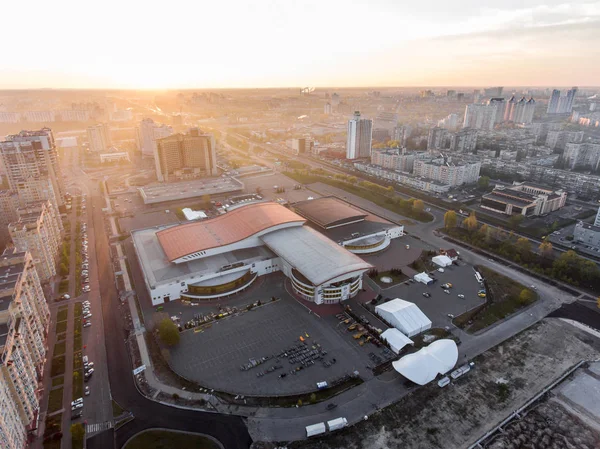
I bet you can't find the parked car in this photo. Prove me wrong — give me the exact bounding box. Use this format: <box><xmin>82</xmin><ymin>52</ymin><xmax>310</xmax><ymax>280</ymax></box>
<box><xmin>422</xmin><ymin>292</ymin><xmax>431</xmax><ymax>298</ymax></box>
<box><xmin>443</xmin><ymin>289</ymin><xmax>450</xmax><ymax>295</ymax></box>
<box><xmin>83</xmin><ymin>322</ymin><xmax>92</xmax><ymax>328</ymax></box>
<box><xmin>457</xmin><ymin>294</ymin><xmax>465</xmax><ymax>299</ymax></box>
<box><xmin>84</xmin><ymin>386</ymin><xmax>90</xmax><ymax>396</ymax></box>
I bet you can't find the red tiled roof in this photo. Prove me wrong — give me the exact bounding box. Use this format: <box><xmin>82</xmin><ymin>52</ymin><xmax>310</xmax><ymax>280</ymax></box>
<box><xmin>157</xmin><ymin>202</ymin><xmax>305</xmax><ymax>261</ymax></box>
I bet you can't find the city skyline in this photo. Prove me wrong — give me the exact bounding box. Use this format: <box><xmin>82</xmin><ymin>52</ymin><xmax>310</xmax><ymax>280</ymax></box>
<box><xmin>1</xmin><ymin>0</ymin><xmax>599</xmax><ymax>89</ymax></box>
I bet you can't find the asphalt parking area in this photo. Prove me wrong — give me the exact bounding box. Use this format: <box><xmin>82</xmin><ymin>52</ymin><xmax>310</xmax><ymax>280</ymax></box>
<box><xmin>169</xmin><ymin>296</ymin><xmax>367</xmax><ymax>396</ymax></box>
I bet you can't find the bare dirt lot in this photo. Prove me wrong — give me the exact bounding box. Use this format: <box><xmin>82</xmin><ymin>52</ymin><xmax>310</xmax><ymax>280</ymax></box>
<box><xmin>283</xmin><ymin>319</ymin><xmax>600</xmax><ymax>449</ymax></box>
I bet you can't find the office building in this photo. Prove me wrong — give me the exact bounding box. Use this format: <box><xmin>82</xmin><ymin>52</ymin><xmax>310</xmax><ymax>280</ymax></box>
<box><xmin>8</xmin><ymin>201</ymin><xmax>62</xmax><ymax>282</ymax></box>
<box><xmin>346</xmin><ymin>111</ymin><xmax>373</xmax><ymax>159</ymax></box>
<box><xmin>154</xmin><ymin>128</ymin><xmax>217</xmax><ymax>182</ymax></box>
<box><xmin>481</xmin><ymin>182</ymin><xmax>567</xmax><ymax>216</ymax></box>
<box><xmin>370</xmin><ymin>148</ymin><xmax>416</xmax><ymax>172</ymax></box>
<box><xmin>86</xmin><ymin>124</ymin><xmax>111</xmax><ymax>153</ymax></box>
<box><xmin>427</xmin><ymin>127</ymin><xmax>448</xmax><ymax>151</ymax></box>
<box><xmin>136</xmin><ymin>118</ymin><xmax>173</xmax><ymax>158</ymax></box>
<box><xmin>0</xmin><ymin>129</ymin><xmax>65</xmax><ymax>209</ymax></box>
<box><xmin>463</xmin><ymin>104</ymin><xmax>497</xmax><ymax>130</ymax></box>
<box><xmin>563</xmin><ymin>143</ymin><xmax>600</xmax><ymax>171</ymax></box>
<box><xmin>450</xmin><ymin>128</ymin><xmax>478</xmax><ymax>153</ymax></box>
<box><xmin>0</xmin><ymin>250</ymin><xmax>49</xmax><ymax>449</ymax></box>
<box><xmin>413</xmin><ymin>157</ymin><xmax>481</xmax><ymax>186</ymax></box>
<box><xmin>291</xmin><ymin>138</ymin><xmax>313</xmax><ymax>155</ymax></box>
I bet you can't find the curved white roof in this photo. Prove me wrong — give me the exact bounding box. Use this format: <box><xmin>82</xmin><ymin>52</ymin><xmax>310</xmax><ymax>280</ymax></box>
<box><xmin>375</xmin><ymin>299</ymin><xmax>432</xmax><ymax>337</ymax></box>
<box><xmin>392</xmin><ymin>339</ymin><xmax>458</xmax><ymax>385</ymax></box>
<box><xmin>381</xmin><ymin>328</ymin><xmax>413</xmax><ymax>354</ymax></box>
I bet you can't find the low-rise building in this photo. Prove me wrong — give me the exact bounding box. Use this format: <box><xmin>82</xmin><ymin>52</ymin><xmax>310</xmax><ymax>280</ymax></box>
<box><xmin>354</xmin><ymin>163</ymin><xmax>451</xmax><ymax>193</ymax></box>
<box><xmin>99</xmin><ymin>151</ymin><xmax>130</xmax><ymax>164</ymax></box>
<box><xmin>413</xmin><ymin>157</ymin><xmax>481</xmax><ymax>186</ymax></box>
<box><xmin>574</xmin><ymin>221</ymin><xmax>600</xmax><ymax>247</ymax></box>
<box><xmin>481</xmin><ymin>182</ymin><xmax>567</xmax><ymax>216</ymax></box>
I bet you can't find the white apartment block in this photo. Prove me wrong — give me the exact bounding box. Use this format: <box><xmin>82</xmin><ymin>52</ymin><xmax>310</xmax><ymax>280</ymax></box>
<box><xmin>355</xmin><ymin>163</ymin><xmax>451</xmax><ymax>193</ymax></box>
<box><xmin>86</xmin><ymin>124</ymin><xmax>111</xmax><ymax>153</ymax></box>
<box><xmin>346</xmin><ymin>111</ymin><xmax>373</xmax><ymax>159</ymax></box>
<box><xmin>0</xmin><ymin>365</ymin><xmax>28</xmax><ymax>449</ymax></box>
<box><xmin>370</xmin><ymin>148</ymin><xmax>416</xmax><ymax>172</ymax></box>
<box><xmin>413</xmin><ymin>158</ymin><xmax>481</xmax><ymax>186</ymax></box>
<box><xmin>136</xmin><ymin>119</ymin><xmax>173</xmax><ymax>158</ymax></box>
<box><xmin>450</xmin><ymin>128</ymin><xmax>478</xmax><ymax>153</ymax></box>
<box><xmin>9</xmin><ymin>201</ymin><xmax>62</xmax><ymax>282</ymax></box>
<box><xmin>463</xmin><ymin>103</ymin><xmax>497</xmax><ymax>130</ymax></box>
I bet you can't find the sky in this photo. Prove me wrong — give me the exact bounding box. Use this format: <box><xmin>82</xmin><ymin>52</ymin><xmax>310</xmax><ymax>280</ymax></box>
<box><xmin>1</xmin><ymin>0</ymin><xmax>599</xmax><ymax>89</ymax></box>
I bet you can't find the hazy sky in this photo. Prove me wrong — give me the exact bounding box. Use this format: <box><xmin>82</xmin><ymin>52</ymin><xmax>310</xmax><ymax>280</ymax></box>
<box><xmin>2</xmin><ymin>0</ymin><xmax>599</xmax><ymax>89</ymax></box>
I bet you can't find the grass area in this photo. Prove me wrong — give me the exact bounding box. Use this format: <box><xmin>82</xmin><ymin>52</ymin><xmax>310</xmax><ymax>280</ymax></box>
<box><xmin>57</xmin><ymin>308</ymin><xmax>68</xmax><ymax>322</ymax></box>
<box><xmin>409</xmin><ymin>250</ymin><xmax>438</xmax><ymax>273</ymax></box>
<box><xmin>284</xmin><ymin>170</ymin><xmax>433</xmax><ymax>222</ymax></box>
<box><xmin>43</xmin><ymin>439</ymin><xmax>62</xmax><ymax>449</ymax></box>
<box><xmin>43</xmin><ymin>412</ymin><xmax>62</xmax><ymax>437</ymax></box>
<box><xmin>56</xmin><ymin>332</ymin><xmax>66</xmax><ymax>342</ymax></box>
<box><xmin>123</xmin><ymin>430</ymin><xmax>221</xmax><ymax>449</ymax></box>
<box><xmin>453</xmin><ymin>266</ymin><xmax>537</xmax><ymax>333</ymax></box>
<box><xmin>74</xmin><ymin>302</ymin><xmax>82</xmax><ymax>317</ymax></box>
<box><xmin>73</xmin><ymin>351</ymin><xmax>83</xmax><ymax>370</ymax></box>
<box><xmin>72</xmin><ymin>369</ymin><xmax>84</xmax><ymax>400</ymax></box>
<box><xmin>56</xmin><ymin>321</ymin><xmax>67</xmax><ymax>334</ymax></box>
<box><xmin>74</xmin><ymin>333</ymin><xmax>82</xmax><ymax>352</ymax></box>
<box><xmin>51</xmin><ymin>356</ymin><xmax>66</xmax><ymax>377</ymax></box>
<box><xmin>112</xmin><ymin>399</ymin><xmax>126</xmax><ymax>417</ymax></box>
<box><xmin>53</xmin><ymin>341</ymin><xmax>66</xmax><ymax>356</ymax></box>
<box><xmin>52</xmin><ymin>376</ymin><xmax>64</xmax><ymax>387</ymax></box>
<box><xmin>47</xmin><ymin>387</ymin><xmax>64</xmax><ymax>414</ymax></box>
<box><xmin>58</xmin><ymin>279</ymin><xmax>70</xmax><ymax>294</ymax></box>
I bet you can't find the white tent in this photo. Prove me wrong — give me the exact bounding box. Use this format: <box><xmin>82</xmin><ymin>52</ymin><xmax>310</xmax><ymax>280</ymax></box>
<box><xmin>381</xmin><ymin>328</ymin><xmax>414</xmax><ymax>354</ymax></box>
<box><xmin>414</xmin><ymin>272</ymin><xmax>433</xmax><ymax>285</ymax></box>
<box><xmin>432</xmin><ymin>255</ymin><xmax>453</xmax><ymax>267</ymax></box>
<box><xmin>392</xmin><ymin>339</ymin><xmax>459</xmax><ymax>385</ymax></box>
<box><xmin>182</xmin><ymin>208</ymin><xmax>208</xmax><ymax>221</ymax></box>
<box><xmin>375</xmin><ymin>299</ymin><xmax>432</xmax><ymax>337</ymax></box>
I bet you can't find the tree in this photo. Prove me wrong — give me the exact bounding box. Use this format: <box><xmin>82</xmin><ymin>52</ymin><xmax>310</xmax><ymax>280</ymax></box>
<box><xmin>386</xmin><ymin>140</ymin><xmax>401</xmax><ymax>148</ymax></box>
<box><xmin>463</xmin><ymin>212</ymin><xmax>478</xmax><ymax>232</ymax></box>
<box><xmin>538</xmin><ymin>241</ymin><xmax>553</xmax><ymax>258</ymax></box>
<box><xmin>202</xmin><ymin>194</ymin><xmax>211</xmax><ymax>207</ymax></box>
<box><xmin>347</xmin><ymin>176</ymin><xmax>357</xmax><ymax>184</ymax></box>
<box><xmin>255</xmin><ymin>186</ymin><xmax>262</xmax><ymax>196</ymax></box>
<box><xmin>478</xmin><ymin>224</ymin><xmax>491</xmax><ymax>242</ymax></box>
<box><xmin>515</xmin><ymin>237</ymin><xmax>532</xmax><ymax>257</ymax></box>
<box><xmin>596</xmin><ymin>297</ymin><xmax>600</xmax><ymax>309</ymax></box>
<box><xmin>70</xmin><ymin>423</ymin><xmax>85</xmax><ymax>446</ymax></box>
<box><xmin>413</xmin><ymin>199</ymin><xmax>424</xmax><ymax>213</ymax></box>
<box><xmin>444</xmin><ymin>210</ymin><xmax>457</xmax><ymax>229</ymax></box>
<box><xmin>477</xmin><ymin>176</ymin><xmax>490</xmax><ymax>190</ymax></box>
<box><xmin>518</xmin><ymin>289</ymin><xmax>535</xmax><ymax>305</ymax></box>
<box><xmin>508</xmin><ymin>214</ymin><xmax>524</xmax><ymax>229</ymax></box>
<box><xmin>158</xmin><ymin>318</ymin><xmax>180</xmax><ymax>346</ymax></box>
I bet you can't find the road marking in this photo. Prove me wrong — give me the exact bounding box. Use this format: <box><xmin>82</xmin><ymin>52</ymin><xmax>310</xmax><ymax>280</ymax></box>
<box><xmin>86</xmin><ymin>420</ymin><xmax>113</xmax><ymax>435</ymax></box>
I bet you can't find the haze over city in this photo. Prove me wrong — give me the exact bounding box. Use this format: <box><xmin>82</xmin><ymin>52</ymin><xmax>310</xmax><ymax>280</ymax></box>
<box><xmin>2</xmin><ymin>0</ymin><xmax>600</xmax><ymax>88</ymax></box>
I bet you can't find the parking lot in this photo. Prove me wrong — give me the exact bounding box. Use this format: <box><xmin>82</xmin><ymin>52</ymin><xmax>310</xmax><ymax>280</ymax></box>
<box><xmin>168</xmin><ymin>291</ymin><xmax>372</xmax><ymax>396</ymax></box>
<box><xmin>242</xmin><ymin>172</ymin><xmax>322</xmax><ymax>204</ymax></box>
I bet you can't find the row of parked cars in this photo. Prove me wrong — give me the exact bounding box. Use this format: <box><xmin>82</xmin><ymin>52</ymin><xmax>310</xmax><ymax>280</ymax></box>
<box><xmin>80</xmin><ymin>222</ymin><xmax>90</xmax><ymax>293</ymax></box>
<box><xmin>83</xmin><ymin>300</ymin><xmax>92</xmax><ymax>328</ymax></box>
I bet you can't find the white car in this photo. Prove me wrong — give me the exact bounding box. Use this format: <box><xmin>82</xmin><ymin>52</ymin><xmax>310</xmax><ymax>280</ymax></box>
<box><xmin>71</xmin><ymin>398</ymin><xmax>83</xmax><ymax>406</ymax></box>
<box><xmin>83</xmin><ymin>287</ymin><xmax>90</xmax><ymax>293</ymax></box>
<box><xmin>86</xmin><ymin>368</ymin><xmax>95</xmax><ymax>375</ymax></box>
<box><xmin>84</xmin><ymin>313</ymin><xmax>92</xmax><ymax>319</ymax></box>
<box><xmin>72</xmin><ymin>403</ymin><xmax>83</xmax><ymax>410</ymax></box>
<box><xmin>444</xmin><ymin>289</ymin><xmax>450</xmax><ymax>295</ymax></box>
<box><xmin>457</xmin><ymin>294</ymin><xmax>465</xmax><ymax>299</ymax></box>
<box><xmin>83</xmin><ymin>355</ymin><xmax>88</xmax><ymax>363</ymax></box>
<box><xmin>84</xmin><ymin>386</ymin><xmax>90</xmax><ymax>396</ymax></box>
<box><xmin>83</xmin><ymin>322</ymin><xmax>91</xmax><ymax>328</ymax></box>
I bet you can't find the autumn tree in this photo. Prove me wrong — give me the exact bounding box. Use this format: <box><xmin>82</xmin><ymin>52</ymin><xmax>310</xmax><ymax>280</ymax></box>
<box><xmin>158</xmin><ymin>318</ymin><xmax>180</xmax><ymax>346</ymax></box>
<box><xmin>515</xmin><ymin>237</ymin><xmax>532</xmax><ymax>257</ymax></box>
<box><xmin>463</xmin><ymin>212</ymin><xmax>478</xmax><ymax>232</ymax></box>
<box><xmin>413</xmin><ymin>199</ymin><xmax>424</xmax><ymax>213</ymax></box>
<box><xmin>444</xmin><ymin>210</ymin><xmax>457</xmax><ymax>229</ymax></box>
<box><xmin>538</xmin><ymin>241</ymin><xmax>553</xmax><ymax>258</ymax></box>
<box><xmin>518</xmin><ymin>289</ymin><xmax>536</xmax><ymax>305</ymax></box>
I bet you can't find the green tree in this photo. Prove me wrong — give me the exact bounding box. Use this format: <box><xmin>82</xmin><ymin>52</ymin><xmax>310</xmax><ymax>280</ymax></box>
<box><xmin>463</xmin><ymin>212</ymin><xmax>478</xmax><ymax>232</ymax></box>
<box><xmin>347</xmin><ymin>176</ymin><xmax>357</xmax><ymax>184</ymax></box>
<box><xmin>508</xmin><ymin>214</ymin><xmax>524</xmax><ymax>229</ymax></box>
<box><xmin>518</xmin><ymin>289</ymin><xmax>535</xmax><ymax>305</ymax></box>
<box><xmin>477</xmin><ymin>176</ymin><xmax>490</xmax><ymax>190</ymax></box>
<box><xmin>413</xmin><ymin>199</ymin><xmax>424</xmax><ymax>213</ymax></box>
<box><xmin>444</xmin><ymin>210</ymin><xmax>458</xmax><ymax>229</ymax></box>
<box><xmin>70</xmin><ymin>423</ymin><xmax>85</xmax><ymax>446</ymax></box>
<box><xmin>158</xmin><ymin>318</ymin><xmax>180</xmax><ymax>346</ymax></box>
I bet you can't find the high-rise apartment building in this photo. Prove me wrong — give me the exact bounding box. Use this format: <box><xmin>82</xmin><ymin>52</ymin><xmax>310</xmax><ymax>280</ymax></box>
<box><xmin>291</xmin><ymin>138</ymin><xmax>313</xmax><ymax>155</ymax></box>
<box><xmin>8</xmin><ymin>200</ymin><xmax>62</xmax><ymax>282</ymax></box>
<box><xmin>437</xmin><ymin>113</ymin><xmax>459</xmax><ymax>130</ymax></box>
<box><xmin>0</xmin><ymin>129</ymin><xmax>65</xmax><ymax>209</ymax></box>
<box><xmin>154</xmin><ymin>128</ymin><xmax>217</xmax><ymax>182</ymax></box>
<box><xmin>136</xmin><ymin>119</ymin><xmax>173</xmax><ymax>158</ymax></box>
<box><xmin>427</xmin><ymin>127</ymin><xmax>448</xmax><ymax>151</ymax></box>
<box><xmin>450</xmin><ymin>128</ymin><xmax>478</xmax><ymax>153</ymax></box>
<box><xmin>86</xmin><ymin>123</ymin><xmax>111</xmax><ymax>152</ymax></box>
<box><xmin>0</xmin><ymin>250</ymin><xmax>49</xmax><ymax>449</ymax></box>
<box><xmin>594</xmin><ymin>207</ymin><xmax>600</xmax><ymax>227</ymax></box>
<box><xmin>463</xmin><ymin>104</ymin><xmax>497</xmax><ymax>130</ymax></box>
<box><xmin>503</xmin><ymin>97</ymin><xmax>536</xmax><ymax>123</ymax></box>
<box><xmin>545</xmin><ymin>130</ymin><xmax>584</xmax><ymax>150</ymax></box>
<box><xmin>563</xmin><ymin>143</ymin><xmax>600</xmax><ymax>171</ymax></box>
<box><xmin>346</xmin><ymin>111</ymin><xmax>373</xmax><ymax>159</ymax></box>
<box><xmin>547</xmin><ymin>88</ymin><xmax>577</xmax><ymax>114</ymax></box>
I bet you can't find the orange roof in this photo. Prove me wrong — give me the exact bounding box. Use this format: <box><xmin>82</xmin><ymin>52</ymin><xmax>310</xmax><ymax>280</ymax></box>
<box><xmin>157</xmin><ymin>202</ymin><xmax>305</xmax><ymax>262</ymax></box>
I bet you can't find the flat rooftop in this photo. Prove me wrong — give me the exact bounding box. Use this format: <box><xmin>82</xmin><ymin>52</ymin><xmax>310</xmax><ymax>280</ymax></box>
<box><xmin>292</xmin><ymin>196</ymin><xmax>368</xmax><ymax>229</ymax></box>
<box><xmin>483</xmin><ymin>192</ymin><xmax>536</xmax><ymax>207</ymax></box>
<box><xmin>132</xmin><ymin>224</ymin><xmax>276</xmax><ymax>288</ymax></box>
<box><xmin>139</xmin><ymin>177</ymin><xmax>244</xmax><ymax>205</ymax></box>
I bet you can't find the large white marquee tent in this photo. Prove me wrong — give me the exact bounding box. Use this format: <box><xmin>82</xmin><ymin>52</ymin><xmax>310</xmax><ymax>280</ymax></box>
<box><xmin>392</xmin><ymin>339</ymin><xmax>459</xmax><ymax>385</ymax></box>
<box><xmin>381</xmin><ymin>328</ymin><xmax>414</xmax><ymax>354</ymax></box>
<box><xmin>375</xmin><ymin>299</ymin><xmax>432</xmax><ymax>337</ymax></box>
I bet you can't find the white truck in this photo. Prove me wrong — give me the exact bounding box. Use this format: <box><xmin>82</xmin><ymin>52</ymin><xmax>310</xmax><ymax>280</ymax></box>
<box><xmin>306</xmin><ymin>422</ymin><xmax>327</xmax><ymax>437</ymax></box>
<box><xmin>327</xmin><ymin>417</ymin><xmax>348</xmax><ymax>431</ymax></box>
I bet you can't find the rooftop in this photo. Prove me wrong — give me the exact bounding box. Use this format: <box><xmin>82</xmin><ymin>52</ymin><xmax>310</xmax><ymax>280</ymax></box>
<box><xmin>138</xmin><ymin>177</ymin><xmax>244</xmax><ymax>205</ymax></box>
<box><xmin>0</xmin><ymin>322</ymin><xmax>8</xmax><ymax>348</ymax></box>
<box><xmin>292</xmin><ymin>196</ymin><xmax>368</xmax><ymax>229</ymax></box>
<box><xmin>261</xmin><ymin>226</ymin><xmax>373</xmax><ymax>286</ymax></box>
<box><xmin>483</xmin><ymin>192</ymin><xmax>536</xmax><ymax>207</ymax></box>
<box><xmin>157</xmin><ymin>202</ymin><xmax>305</xmax><ymax>262</ymax></box>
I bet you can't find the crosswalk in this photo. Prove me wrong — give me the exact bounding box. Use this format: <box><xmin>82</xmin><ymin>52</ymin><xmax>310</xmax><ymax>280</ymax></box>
<box><xmin>86</xmin><ymin>420</ymin><xmax>113</xmax><ymax>435</ymax></box>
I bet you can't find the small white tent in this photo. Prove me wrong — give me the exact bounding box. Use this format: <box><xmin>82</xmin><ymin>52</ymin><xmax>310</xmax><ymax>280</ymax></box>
<box><xmin>414</xmin><ymin>272</ymin><xmax>433</xmax><ymax>285</ymax></box>
<box><xmin>375</xmin><ymin>299</ymin><xmax>432</xmax><ymax>337</ymax></box>
<box><xmin>381</xmin><ymin>328</ymin><xmax>414</xmax><ymax>354</ymax></box>
<box><xmin>432</xmin><ymin>255</ymin><xmax>453</xmax><ymax>267</ymax></box>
